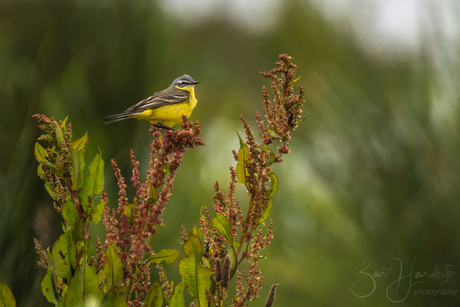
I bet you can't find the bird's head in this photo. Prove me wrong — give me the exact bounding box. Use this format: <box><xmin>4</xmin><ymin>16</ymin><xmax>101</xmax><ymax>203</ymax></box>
<box><xmin>172</xmin><ymin>74</ymin><xmax>200</xmax><ymax>90</ymax></box>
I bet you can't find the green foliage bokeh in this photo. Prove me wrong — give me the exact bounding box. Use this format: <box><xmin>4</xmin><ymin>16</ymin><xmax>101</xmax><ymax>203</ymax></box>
<box><xmin>1</xmin><ymin>0</ymin><xmax>459</xmax><ymax>306</ymax></box>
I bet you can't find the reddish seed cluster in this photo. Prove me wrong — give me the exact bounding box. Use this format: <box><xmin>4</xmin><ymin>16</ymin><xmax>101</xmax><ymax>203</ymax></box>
<box><xmin>227</xmin><ymin>167</ymin><xmax>244</xmax><ymax>238</ymax></box>
<box><xmin>259</xmin><ymin>54</ymin><xmax>305</xmax><ymax>152</ymax></box>
<box><xmin>32</xmin><ymin>114</ymin><xmax>77</xmax><ymax>209</ymax></box>
<box><xmin>103</xmin><ymin>116</ymin><xmax>204</xmax><ymax>304</ymax></box>
<box><xmin>203</xmin><ymin>54</ymin><xmax>304</xmax><ymax>306</ymax></box>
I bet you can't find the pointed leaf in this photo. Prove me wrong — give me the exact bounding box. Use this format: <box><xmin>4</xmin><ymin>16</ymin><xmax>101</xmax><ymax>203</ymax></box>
<box><xmin>123</xmin><ymin>204</ymin><xmax>135</xmax><ymax>224</ymax></box>
<box><xmin>259</xmin><ymin>198</ymin><xmax>273</xmax><ymax>224</ymax></box>
<box><xmin>169</xmin><ymin>283</ymin><xmax>185</xmax><ymax>307</ymax></box>
<box><xmin>212</xmin><ymin>213</ymin><xmax>231</xmax><ymax>239</ymax></box>
<box><xmin>104</xmin><ymin>245</ymin><xmax>124</xmax><ymax>290</ymax></box>
<box><xmin>212</xmin><ymin>213</ymin><xmax>240</xmax><ymax>249</ymax></box>
<box><xmin>54</xmin><ymin>122</ymin><xmax>64</xmax><ymax>149</ymax></box>
<box><xmin>37</xmin><ymin>163</ymin><xmax>45</xmax><ymax>179</ymax></box>
<box><xmin>40</xmin><ymin>270</ymin><xmax>62</xmax><ymax>306</ymax></box>
<box><xmin>67</xmin><ymin>263</ymin><xmax>103</xmax><ymax>306</ymax></box>
<box><xmin>298</xmin><ymin>115</ymin><xmax>309</xmax><ymax>124</ymax></box>
<box><xmin>143</xmin><ymin>249</ymin><xmax>179</xmax><ymax>266</ymax></box>
<box><xmin>163</xmin><ymin>162</ymin><xmax>171</xmax><ymax>174</ymax></box>
<box><xmin>34</xmin><ymin>142</ymin><xmax>48</xmax><ymax>164</ymax></box>
<box><xmin>236</xmin><ymin>132</ymin><xmax>249</xmax><ymax>186</ymax></box>
<box><xmin>88</xmin><ymin>200</ymin><xmax>105</xmax><ymax>224</ymax></box>
<box><xmin>61</xmin><ymin>117</ymin><xmax>68</xmax><ymax>133</ymax></box>
<box><xmin>79</xmin><ymin>153</ymin><xmax>105</xmax><ymax>211</ymax></box>
<box><xmin>50</xmin><ymin>232</ymin><xmax>74</xmax><ymax>279</ymax></box>
<box><xmin>0</xmin><ymin>283</ymin><xmax>16</xmax><ymax>307</ymax></box>
<box><xmin>148</xmin><ymin>182</ymin><xmax>159</xmax><ymax>204</ymax></box>
<box><xmin>100</xmin><ymin>285</ymin><xmax>127</xmax><ymax>307</ymax></box>
<box><xmin>189</xmin><ymin>226</ymin><xmax>201</xmax><ymax>238</ymax></box>
<box><xmin>70</xmin><ymin>133</ymin><xmax>87</xmax><ymax>151</ymax></box>
<box><xmin>144</xmin><ymin>281</ymin><xmax>163</xmax><ymax>307</ymax></box>
<box><xmin>227</xmin><ymin>247</ymin><xmax>237</xmax><ymax>276</ymax></box>
<box><xmin>179</xmin><ymin>235</ymin><xmax>213</xmax><ymax>307</ymax></box>
<box><xmin>62</xmin><ymin>200</ymin><xmax>79</xmax><ymax>229</ymax></box>
<box><xmin>269</xmin><ymin>130</ymin><xmax>282</xmax><ymax>139</ymax></box>
<box><xmin>70</xmin><ymin>148</ymin><xmax>85</xmax><ymax>191</ymax></box>
<box><xmin>257</xmin><ymin>144</ymin><xmax>276</xmax><ymax>166</ymax></box>
<box><xmin>268</xmin><ymin>172</ymin><xmax>278</xmax><ymax>197</ymax></box>
<box><xmin>44</xmin><ymin>181</ymin><xmax>57</xmax><ymax>200</ymax></box>
<box><xmin>85</xmin><ymin>236</ymin><xmax>96</xmax><ymax>260</ymax></box>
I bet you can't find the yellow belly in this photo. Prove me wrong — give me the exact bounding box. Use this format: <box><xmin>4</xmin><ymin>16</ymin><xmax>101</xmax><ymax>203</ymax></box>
<box><xmin>135</xmin><ymin>99</ymin><xmax>196</xmax><ymax>127</ymax></box>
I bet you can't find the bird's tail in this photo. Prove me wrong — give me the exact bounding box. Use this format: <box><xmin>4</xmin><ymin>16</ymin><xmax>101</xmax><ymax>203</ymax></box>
<box><xmin>104</xmin><ymin>113</ymin><xmax>133</xmax><ymax>125</ymax></box>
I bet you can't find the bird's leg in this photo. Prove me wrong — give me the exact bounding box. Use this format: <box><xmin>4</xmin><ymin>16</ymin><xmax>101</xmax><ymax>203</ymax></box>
<box><xmin>156</xmin><ymin>121</ymin><xmax>176</xmax><ymax>131</ymax></box>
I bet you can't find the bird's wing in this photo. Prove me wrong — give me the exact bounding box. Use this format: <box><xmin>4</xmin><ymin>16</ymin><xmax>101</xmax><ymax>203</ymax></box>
<box><xmin>126</xmin><ymin>90</ymin><xmax>190</xmax><ymax>112</ymax></box>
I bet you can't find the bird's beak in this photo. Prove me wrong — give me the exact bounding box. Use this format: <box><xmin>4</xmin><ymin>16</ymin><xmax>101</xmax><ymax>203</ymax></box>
<box><xmin>192</xmin><ymin>81</ymin><xmax>200</xmax><ymax>85</ymax></box>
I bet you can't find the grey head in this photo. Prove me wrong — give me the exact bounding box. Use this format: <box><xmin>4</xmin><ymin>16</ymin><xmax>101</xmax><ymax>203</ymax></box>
<box><xmin>171</xmin><ymin>74</ymin><xmax>200</xmax><ymax>88</ymax></box>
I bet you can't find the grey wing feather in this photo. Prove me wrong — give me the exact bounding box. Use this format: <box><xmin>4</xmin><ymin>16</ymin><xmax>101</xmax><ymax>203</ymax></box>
<box><xmin>127</xmin><ymin>91</ymin><xmax>190</xmax><ymax>112</ymax></box>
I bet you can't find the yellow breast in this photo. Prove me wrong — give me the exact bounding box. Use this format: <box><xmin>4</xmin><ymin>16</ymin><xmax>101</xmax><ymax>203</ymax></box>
<box><xmin>180</xmin><ymin>86</ymin><xmax>198</xmax><ymax>109</ymax></box>
<box><xmin>135</xmin><ymin>87</ymin><xmax>198</xmax><ymax>127</ymax></box>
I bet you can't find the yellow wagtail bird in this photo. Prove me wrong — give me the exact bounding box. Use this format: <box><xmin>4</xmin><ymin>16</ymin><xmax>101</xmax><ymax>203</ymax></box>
<box><xmin>105</xmin><ymin>74</ymin><xmax>199</xmax><ymax>130</ymax></box>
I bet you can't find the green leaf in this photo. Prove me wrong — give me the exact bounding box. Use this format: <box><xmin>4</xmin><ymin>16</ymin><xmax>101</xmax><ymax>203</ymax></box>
<box><xmin>104</xmin><ymin>245</ymin><xmax>124</xmax><ymax>291</ymax></box>
<box><xmin>189</xmin><ymin>226</ymin><xmax>201</xmax><ymax>238</ymax></box>
<box><xmin>201</xmin><ymin>256</ymin><xmax>211</xmax><ymax>269</ymax></box>
<box><xmin>269</xmin><ymin>130</ymin><xmax>282</xmax><ymax>139</ymax></box>
<box><xmin>69</xmin><ymin>133</ymin><xmax>87</xmax><ymax>191</ymax></box>
<box><xmin>34</xmin><ymin>143</ymin><xmax>56</xmax><ymax>173</ymax></box>
<box><xmin>0</xmin><ymin>283</ymin><xmax>17</xmax><ymax>307</ymax></box>
<box><xmin>45</xmin><ymin>247</ymin><xmax>54</xmax><ymax>272</ymax></box>
<box><xmin>293</xmin><ymin>76</ymin><xmax>302</xmax><ymax>83</ymax></box>
<box><xmin>70</xmin><ymin>133</ymin><xmax>87</xmax><ymax>151</ymax></box>
<box><xmin>163</xmin><ymin>162</ymin><xmax>171</xmax><ymax>174</ymax></box>
<box><xmin>259</xmin><ymin>198</ymin><xmax>273</xmax><ymax>224</ymax></box>
<box><xmin>44</xmin><ymin>181</ymin><xmax>57</xmax><ymax>200</ymax></box>
<box><xmin>85</xmin><ymin>236</ymin><xmax>96</xmax><ymax>260</ymax></box>
<box><xmin>226</xmin><ymin>247</ymin><xmax>237</xmax><ymax>276</ymax></box>
<box><xmin>67</xmin><ymin>263</ymin><xmax>103</xmax><ymax>306</ymax></box>
<box><xmin>62</xmin><ymin>201</ymin><xmax>78</xmax><ymax>228</ymax></box>
<box><xmin>169</xmin><ymin>283</ymin><xmax>185</xmax><ymax>307</ymax></box>
<box><xmin>61</xmin><ymin>117</ymin><xmax>68</xmax><ymax>133</ymax></box>
<box><xmin>268</xmin><ymin>172</ymin><xmax>278</xmax><ymax>197</ymax></box>
<box><xmin>236</xmin><ymin>132</ymin><xmax>249</xmax><ymax>187</ymax></box>
<box><xmin>143</xmin><ymin>249</ymin><xmax>179</xmax><ymax>266</ymax></box>
<box><xmin>298</xmin><ymin>115</ymin><xmax>309</xmax><ymax>124</ymax></box>
<box><xmin>79</xmin><ymin>152</ymin><xmax>105</xmax><ymax>212</ymax></box>
<box><xmin>37</xmin><ymin>163</ymin><xmax>45</xmax><ymax>179</ymax></box>
<box><xmin>144</xmin><ymin>281</ymin><xmax>163</xmax><ymax>307</ymax></box>
<box><xmin>148</xmin><ymin>182</ymin><xmax>159</xmax><ymax>204</ymax></box>
<box><xmin>88</xmin><ymin>200</ymin><xmax>105</xmax><ymax>224</ymax></box>
<box><xmin>54</xmin><ymin>122</ymin><xmax>64</xmax><ymax>149</ymax></box>
<box><xmin>70</xmin><ymin>147</ymin><xmax>85</xmax><ymax>192</ymax></box>
<box><xmin>34</xmin><ymin>142</ymin><xmax>49</xmax><ymax>164</ymax></box>
<box><xmin>69</xmin><ymin>220</ymin><xmax>84</xmax><ymax>245</ymax></box>
<box><xmin>50</xmin><ymin>232</ymin><xmax>74</xmax><ymax>279</ymax></box>
<box><xmin>100</xmin><ymin>285</ymin><xmax>127</xmax><ymax>307</ymax></box>
<box><xmin>178</xmin><ymin>235</ymin><xmax>213</xmax><ymax>307</ymax></box>
<box><xmin>212</xmin><ymin>213</ymin><xmax>240</xmax><ymax>249</ymax></box>
<box><xmin>257</xmin><ymin>144</ymin><xmax>276</xmax><ymax>166</ymax></box>
<box><xmin>123</xmin><ymin>204</ymin><xmax>135</xmax><ymax>224</ymax></box>
<box><xmin>212</xmin><ymin>213</ymin><xmax>231</xmax><ymax>239</ymax></box>
<box><xmin>40</xmin><ymin>270</ymin><xmax>62</xmax><ymax>306</ymax></box>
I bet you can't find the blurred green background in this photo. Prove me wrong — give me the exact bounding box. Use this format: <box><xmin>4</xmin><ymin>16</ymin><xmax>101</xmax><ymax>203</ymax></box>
<box><xmin>1</xmin><ymin>0</ymin><xmax>459</xmax><ymax>306</ymax></box>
